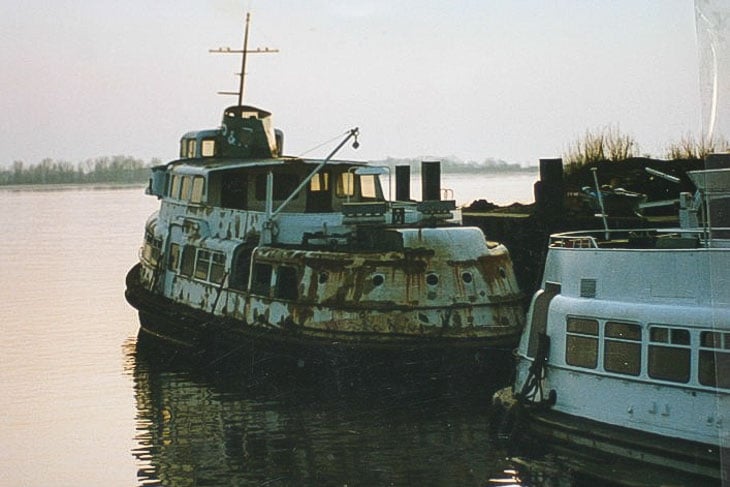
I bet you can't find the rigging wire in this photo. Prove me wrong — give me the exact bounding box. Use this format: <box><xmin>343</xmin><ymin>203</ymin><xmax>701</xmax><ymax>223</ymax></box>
<box><xmin>296</xmin><ymin>130</ymin><xmax>354</xmax><ymax>158</ymax></box>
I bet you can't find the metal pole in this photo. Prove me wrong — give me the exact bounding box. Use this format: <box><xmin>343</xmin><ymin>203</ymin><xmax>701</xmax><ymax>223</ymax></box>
<box><xmin>591</xmin><ymin>167</ymin><xmax>609</xmax><ymax>240</ymax></box>
<box><xmin>238</xmin><ymin>13</ymin><xmax>251</xmax><ymax>106</ymax></box>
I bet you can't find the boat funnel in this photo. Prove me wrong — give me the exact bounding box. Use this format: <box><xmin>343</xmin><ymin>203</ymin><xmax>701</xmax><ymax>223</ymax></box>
<box><xmin>395</xmin><ymin>165</ymin><xmax>411</xmax><ymax>201</ymax></box>
<box><xmin>421</xmin><ymin>160</ymin><xmax>441</xmax><ymax>201</ymax></box>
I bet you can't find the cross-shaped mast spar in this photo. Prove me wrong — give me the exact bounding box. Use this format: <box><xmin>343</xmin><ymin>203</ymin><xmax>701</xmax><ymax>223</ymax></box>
<box><xmin>209</xmin><ymin>12</ymin><xmax>279</xmax><ymax>106</ymax></box>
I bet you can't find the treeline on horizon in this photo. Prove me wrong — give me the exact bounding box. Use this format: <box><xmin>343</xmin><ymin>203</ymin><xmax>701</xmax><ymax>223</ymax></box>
<box><xmin>0</xmin><ymin>156</ymin><xmax>158</xmax><ymax>186</ymax></box>
<box><xmin>375</xmin><ymin>156</ymin><xmax>533</xmax><ymax>173</ymax></box>
<box><xmin>0</xmin><ymin>154</ymin><xmax>531</xmax><ymax>187</ymax></box>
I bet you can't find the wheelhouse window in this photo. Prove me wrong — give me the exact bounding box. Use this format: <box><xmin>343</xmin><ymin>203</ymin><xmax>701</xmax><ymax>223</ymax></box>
<box><xmin>310</xmin><ymin>172</ymin><xmax>329</xmax><ymax>192</ymax></box>
<box><xmin>180</xmin><ymin>176</ymin><xmax>193</xmax><ymax>201</ymax></box>
<box><xmin>170</xmin><ymin>175</ymin><xmax>182</xmax><ymax>198</ymax></box>
<box><xmin>255</xmin><ymin>173</ymin><xmax>301</xmax><ymax>200</ymax></box>
<box><xmin>201</xmin><ymin>139</ymin><xmax>216</xmax><ymax>157</ymax></box>
<box><xmin>185</xmin><ymin>139</ymin><xmax>196</xmax><ymax>158</ymax></box>
<box><xmin>336</xmin><ymin>172</ymin><xmax>355</xmax><ymax>197</ymax></box>
<box><xmin>648</xmin><ymin>326</ymin><xmax>691</xmax><ymax>383</ymax></box>
<box><xmin>191</xmin><ymin>176</ymin><xmax>205</xmax><ymax>204</ymax></box>
<box><xmin>359</xmin><ymin>174</ymin><xmax>378</xmax><ymax>199</ymax></box>
<box><xmin>565</xmin><ymin>317</ymin><xmax>599</xmax><ymax>368</ymax></box>
<box><xmin>699</xmin><ymin>330</ymin><xmax>730</xmax><ymax>389</ymax></box>
<box><xmin>604</xmin><ymin>321</ymin><xmax>641</xmax><ymax>376</ymax></box>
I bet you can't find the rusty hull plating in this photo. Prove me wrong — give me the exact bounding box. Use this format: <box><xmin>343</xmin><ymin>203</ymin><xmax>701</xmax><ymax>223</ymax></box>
<box><xmin>126</xmin><ymin>104</ymin><xmax>524</xmax><ymax>371</ymax></box>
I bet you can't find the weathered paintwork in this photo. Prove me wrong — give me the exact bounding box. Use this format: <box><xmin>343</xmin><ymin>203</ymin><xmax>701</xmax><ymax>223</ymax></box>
<box><xmin>129</xmin><ymin>104</ymin><xmax>525</xmax><ymax>362</ymax></box>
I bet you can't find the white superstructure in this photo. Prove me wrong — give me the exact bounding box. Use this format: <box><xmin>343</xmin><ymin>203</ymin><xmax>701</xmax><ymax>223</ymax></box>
<box><xmin>511</xmin><ymin>164</ymin><xmax>730</xmax><ymax>480</ymax></box>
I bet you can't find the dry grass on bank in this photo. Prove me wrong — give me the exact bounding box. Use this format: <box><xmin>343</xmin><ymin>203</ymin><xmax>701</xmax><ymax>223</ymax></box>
<box><xmin>565</xmin><ymin>127</ymin><xmax>730</xmax><ymax>175</ymax></box>
<box><xmin>564</xmin><ymin>126</ymin><xmax>638</xmax><ymax>174</ymax></box>
<box><xmin>665</xmin><ymin>133</ymin><xmax>729</xmax><ymax>160</ymax></box>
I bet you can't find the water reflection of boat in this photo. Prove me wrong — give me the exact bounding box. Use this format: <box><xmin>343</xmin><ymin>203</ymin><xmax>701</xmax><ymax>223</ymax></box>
<box><xmin>496</xmin><ymin>158</ymin><xmax>730</xmax><ymax>483</ymax></box>
<box><xmin>129</xmin><ymin>336</ymin><xmax>513</xmax><ymax>486</ymax></box>
<box><xmin>124</xmin><ymin>15</ymin><xmax>523</xmax><ymax>375</ymax></box>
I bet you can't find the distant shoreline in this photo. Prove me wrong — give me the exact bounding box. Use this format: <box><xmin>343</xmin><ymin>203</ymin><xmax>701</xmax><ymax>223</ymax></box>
<box><xmin>0</xmin><ymin>182</ymin><xmax>147</xmax><ymax>192</ymax></box>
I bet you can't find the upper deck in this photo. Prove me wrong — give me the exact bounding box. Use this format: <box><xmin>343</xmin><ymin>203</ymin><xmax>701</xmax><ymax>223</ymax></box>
<box><xmin>541</xmin><ymin>232</ymin><xmax>730</xmax><ymax>310</ymax></box>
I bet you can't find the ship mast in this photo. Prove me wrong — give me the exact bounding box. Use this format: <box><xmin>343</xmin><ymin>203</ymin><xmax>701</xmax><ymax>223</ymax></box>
<box><xmin>210</xmin><ymin>12</ymin><xmax>278</xmax><ymax>106</ymax></box>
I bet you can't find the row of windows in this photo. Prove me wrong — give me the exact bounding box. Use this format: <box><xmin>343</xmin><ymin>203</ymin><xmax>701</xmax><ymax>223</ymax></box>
<box><xmin>169</xmin><ymin>175</ymin><xmax>205</xmax><ymax>203</ymax></box>
<box><xmin>166</xmin><ymin>171</ymin><xmax>379</xmax><ymax>205</ymax></box>
<box><xmin>180</xmin><ymin>138</ymin><xmax>216</xmax><ymax>159</ymax></box>
<box><xmin>565</xmin><ymin>317</ymin><xmax>730</xmax><ymax>389</ymax></box>
<box><xmin>167</xmin><ymin>245</ymin><xmax>300</xmax><ymax>301</ymax></box>
<box><xmin>248</xmin><ymin>171</ymin><xmax>379</xmax><ymax>200</ymax></box>
<box><xmin>168</xmin><ymin>244</ymin><xmax>226</xmax><ymax>284</ymax></box>
<box><xmin>141</xmin><ymin>231</ymin><xmax>162</xmax><ymax>266</ymax></box>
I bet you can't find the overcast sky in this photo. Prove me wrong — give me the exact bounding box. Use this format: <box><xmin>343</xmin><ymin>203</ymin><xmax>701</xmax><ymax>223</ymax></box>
<box><xmin>0</xmin><ymin>0</ymin><xmax>701</xmax><ymax>167</ymax></box>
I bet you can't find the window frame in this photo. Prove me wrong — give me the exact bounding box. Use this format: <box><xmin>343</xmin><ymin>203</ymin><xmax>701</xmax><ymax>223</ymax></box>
<box><xmin>565</xmin><ymin>317</ymin><xmax>599</xmax><ymax>369</ymax></box>
<box><xmin>647</xmin><ymin>325</ymin><xmax>691</xmax><ymax>383</ymax></box>
<box><xmin>190</xmin><ymin>176</ymin><xmax>205</xmax><ymax>204</ymax></box>
<box><xmin>699</xmin><ymin>330</ymin><xmax>730</xmax><ymax>389</ymax></box>
<box><xmin>603</xmin><ymin>321</ymin><xmax>642</xmax><ymax>376</ymax></box>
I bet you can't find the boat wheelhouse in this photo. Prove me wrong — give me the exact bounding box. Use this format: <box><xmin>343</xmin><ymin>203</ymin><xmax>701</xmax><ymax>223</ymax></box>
<box><xmin>502</xmin><ymin>161</ymin><xmax>730</xmax><ymax>481</ymax></box>
<box><xmin>125</xmin><ymin>19</ymin><xmax>524</xmax><ymax>374</ymax></box>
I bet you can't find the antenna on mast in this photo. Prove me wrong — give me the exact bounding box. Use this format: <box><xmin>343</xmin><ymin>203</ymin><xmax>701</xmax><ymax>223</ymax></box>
<box><xmin>209</xmin><ymin>12</ymin><xmax>279</xmax><ymax>106</ymax></box>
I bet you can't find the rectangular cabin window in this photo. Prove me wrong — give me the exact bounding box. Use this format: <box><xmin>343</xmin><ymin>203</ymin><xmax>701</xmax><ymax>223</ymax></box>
<box><xmin>194</xmin><ymin>249</ymin><xmax>211</xmax><ymax>280</ymax></box>
<box><xmin>251</xmin><ymin>263</ymin><xmax>273</xmax><ymax>296</ymax></box>
<box><xmin>604</xmin><ymin>321</ymin><xmax>641</xmax><ymax>376</ymax></box>
<box><xmin>180</xmin><ymin>176</ymin><xmax>193</xmax><ymax>201</ymax></box>
<box><xmin>360</xmin><ymin>174</ymin><xmax>378</xmax><ymax>199</ymax></box>
<box><xmin>201</xmin><ymin>139</ymin><xmax>216</xmax><ymax>157</ymax></box>
<box><xmin>275</xmin><ymin>266</ymin><xmax>299</xmax><ymax>300</ymax></box>
<box><xmin>191</xmin><ymin>176</ymin><xmax>205</xmax><ymax>204</ymax></box>
<box><xmin>190</xmin><ymin>248</ymin><xmax>226</xmax><ymax>283</ymax></box>
<box><xmin>309</xmin><ymin>172</ymin><xmax>329</xmax><ymax>192</ymax></box>
<box><xmin>180</xmin><ymin>246</ymin><xmax>196</xmax><ymax>277</ymax></box>
<box><xmin>170</xmin><ymin>175</ymin><xmax>182</xmax><ymax>199</ymax></box>
<box><xmin>186</xmin><ymin>139</ymin><xmax>197</xmax><ymax>158</ymax></box>
<box><xmin>565</xmin><ymin>317</ymin><xmax>599</xmax><ymax>368</ymax></box>
<box><xmin>699</xmin><ymin>331</ymin><xmax>730</xmax><ymax>388</ymax></box>
<box><xmin>142</xmin><ymin>231</ymin><xmax>161</xmax><ymax>266</ymax></box>
<box><xmin>209</xmin><ymin>252</ymin><xmax>226</xmax><ymax>284</ymax></box>
<box><xmin>648</xmin><ymin>326</ymin><xmax>690</xmax><ymax>383</ymax></box>
<box><xmin>336</xmin><ymin>172</ymin><xmax>355</xmax><ymax>197</ymax></box>
<box><xmin>255</xmin><ymin>173</ymin><xmax>301</xmax><ymax>201</ymax></box>
<box><xmin>168</xmin><ymin>243</ymin><xmax>180</xmax><ymax>271</ymax></box>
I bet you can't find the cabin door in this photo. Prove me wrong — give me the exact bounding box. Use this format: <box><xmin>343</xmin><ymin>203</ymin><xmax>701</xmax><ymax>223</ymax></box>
<box><xmin>305</xmin><ymin>170</ymin><xmax>332</xmax><ymax>212</ymax></box>
<box><xmin>162</xmin><ymin>224</ymin><xmax>186</xmax><ymax>296</ymax></box>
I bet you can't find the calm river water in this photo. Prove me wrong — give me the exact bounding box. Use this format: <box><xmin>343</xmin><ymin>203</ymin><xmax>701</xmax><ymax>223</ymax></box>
<box><xmin>0</xmin><ymin>174</ymin><xmax>623</xmax><ymax>487</ymax></box>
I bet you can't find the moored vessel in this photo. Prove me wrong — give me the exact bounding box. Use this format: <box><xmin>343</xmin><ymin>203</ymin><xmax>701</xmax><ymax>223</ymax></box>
<box><xmin>124</xmin><ymin>16</ymin><xmax>524</xmax><ymax>375</ymax></box>
<box><xmin>496</xmin><ymin>157</ymin><xmax>730</xmax><ymax>482</ymax></box>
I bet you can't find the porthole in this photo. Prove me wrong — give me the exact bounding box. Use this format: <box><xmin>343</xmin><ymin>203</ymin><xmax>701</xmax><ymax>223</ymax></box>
<box><xmin>372</xmin><ymin>274</ymin><xmax>385</xmax><ymax>287</ymax></box>
<box><xmin>318</xmin><ymin>272</ymin><xmax>329</xmax><ymax>284</ymax></box>
<box><xmin>426</xmin><ymin>273</ymin><xmax>439</xmax><ymax>286</ymax></box>
<box><xmin>461</xmin><ymin>272</ymin><xmax>473</xmax><ymax>284</ymax></box>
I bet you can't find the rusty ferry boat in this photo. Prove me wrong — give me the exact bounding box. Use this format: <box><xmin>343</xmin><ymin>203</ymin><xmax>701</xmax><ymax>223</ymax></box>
<box><xmin>124</xmin><ymin>18</ymin><xmax>524</xmax><ymax>374</ymax></box>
